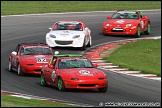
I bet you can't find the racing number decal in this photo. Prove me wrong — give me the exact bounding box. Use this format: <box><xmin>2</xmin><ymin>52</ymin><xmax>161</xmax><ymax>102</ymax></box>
<box><xmin>141</xmin><ymin>21</ymin><xmax>144</xmax><ymax>29</ymax></box>
<box><xmin>51</xmin><ymin>71</ymin><xmax>56</xmax><ymax>81</ymax></box>
<box><xmin>37</xmin><ymin>58</ymin><xmax>46</xmax><ymax>62</ymax></box>
<box><xmin>79</xmin><ymin>70</ymin><xmax>90</xmax><ymax>74</ymax></box>
<box><xmin>79</xmin><ymin>70</ymin><xmax>93</xmax><ymax>76</ymax></box>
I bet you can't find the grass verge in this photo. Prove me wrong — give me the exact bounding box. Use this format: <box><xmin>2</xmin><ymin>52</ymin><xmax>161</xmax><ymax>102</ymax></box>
<box><xmin>1</xmin><ymin>1</ymin><xmax>161</xmax><ymax>15</ymax></box>
<box><xmin>1</xmin><ymin>94</ymin><xmax>78</xmax><ymax>107</ymax></box>
<box><xmin>102</xmin><ymin>39</ymin><xmax>161</xmax><ymax>77</ymax></box>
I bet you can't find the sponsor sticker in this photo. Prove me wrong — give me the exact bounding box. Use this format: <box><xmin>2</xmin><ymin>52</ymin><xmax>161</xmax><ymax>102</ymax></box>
<box><xmin>51</xmin><ymin>71</ymin><xmax>56</xmax><ymax>81</ymax></box>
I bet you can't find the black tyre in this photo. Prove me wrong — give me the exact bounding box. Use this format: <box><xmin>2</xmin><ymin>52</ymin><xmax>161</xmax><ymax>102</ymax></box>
<box><xmin>17</xmin><ymin>64</ymin><xmax>24</xmax><ymax>76</ymax></box>
<box><xmin>134</xmin><ymin>25</ymin><xmax>141</xmax><ymax>38</ymax></box>
<box><xmin>144</xmin><ymin>22</ymin><xmax>151</xmax><ymax>35</ymax></box>
<box><xmin>103</xmin><ymin>31</ymin><xmax>108</xmax><ymax>36</ymax></box>
<box><xmin>98</xmin><ymin>83</ymin><xmax>108</xmax><ymax>93</ymax></box>
<box><xmin>40</xmin><ymin>73</ymin><xmax>47</xmax><ymax>86</ymax></box>
<box><xmin>81</xmin><ymin>38</ymin><xmax>86</xmax><ymax>50</ymax></box>
<box><xmin>57</xmin><ymin>77</ymin><xmax>66</xmax><ymax>91</ymax></box>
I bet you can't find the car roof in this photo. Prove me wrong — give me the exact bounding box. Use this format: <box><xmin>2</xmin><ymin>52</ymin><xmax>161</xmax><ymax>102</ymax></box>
<box><xmin>116</xmin><ymin>10</ymin><xmax>138</xmax><ymax>13</ymax></box>
<box><xmin>53</xmin><ymin>54</ymin><xmax>87</xmax><ymax>59</ymax></box>
<box><xmin>57</xmin><ymin>20</ymin><xmax>83</xmax><ymax>23</ymax></box>
<box><xmin>19</xmin><ymin>43</ymin><xmax>50</xmax><ymax>47</ymax></box>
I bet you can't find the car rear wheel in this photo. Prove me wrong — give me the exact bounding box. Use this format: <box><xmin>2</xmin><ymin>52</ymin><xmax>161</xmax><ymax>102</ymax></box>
<box><xmin>144</xmin><ymin>22</ymin><xmax>151</xmax><ymax>35</ymax></box>
<box><xmin>98</xmin><ymin>83</ymin><xmax>108</xmax><ymax>93</ymax></box>
<box><xmin>18</xmin><ymin>64</ymin><xmax>24</xmax><ymax>76</ymax></box>
<box><xmin>9</xmin><ymin>60</ymin><xmax>13</xmax><ymax>72</ymax></box>
<box><xmin>134</xmin><ymin>25</ymin><xmax>141</xmax><ymax>38</ymax></box>
<box><xmin>58</xmin><ymin>77</ymin><xmax>66</xmax><ymax>91</ymax></box>
<box><xmin>81</xmin><ymin>38</ymin><xmax>86</xmax><ymax>50</ymax></box>
<box><xmin>40</xmin><ymin>73</ymin><xmax>47</xmax><ymax>86</ymax></box>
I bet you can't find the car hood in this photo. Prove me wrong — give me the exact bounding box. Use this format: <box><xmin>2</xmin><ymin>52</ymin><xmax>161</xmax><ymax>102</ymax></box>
<box><xmin>49</xmin><ymin>30</ymin><xmax>84</xmax><ymax>36</ymax></box>
<box><xmin>20</xmin><ymin>55</ymin><xmax>53</xmax><ymax>64</ymax></box>
<box><xmin>107</xmin><ymin>19</ymin><xmax>138</xmax><ymax>24</ymax></box>
<box><xmin>61</xmin><ymin>68</ymin><xmax>104</xmax><ymax>76</ymax></box>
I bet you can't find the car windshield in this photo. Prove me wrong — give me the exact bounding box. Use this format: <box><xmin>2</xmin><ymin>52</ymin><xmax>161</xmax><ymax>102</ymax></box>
<box><xmin>58</xmin><ymin>59</ymin><xmax>94</xmax><ymax>69</ymax></box>
<box><xmin>22</xmin><ymin>47</ymin><xmax>53</xmax><ymax>55</ymax></box>
<box><xmin>53</xmin><ymin>22</ymin><xmax>83</xmax><ymax>31</ymax></box>
<box><xmin>111</xmin><ymin>11</ymin><xmax>138</xmax><ymax>19</ymax></box>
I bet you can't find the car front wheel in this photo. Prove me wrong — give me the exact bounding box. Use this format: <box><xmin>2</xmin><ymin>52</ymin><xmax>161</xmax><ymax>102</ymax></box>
<box><xmin>98</xmin><ymin>83</ymin><xmax>108</xmax><ymax>93</ymax></box>
<box><xmin>103</xmin><ymin>31</ymin><xmax>108</xmax><ymax>36</ymax></box>
<box><xmin>40</xmin><ymin>73</ymin><xmax>47</xmax><ymax>86</ymax></box>
<box><xmin>144</xmin><ymin>22</ymin><xmax>151</xmax><ymax>35</ymax></box>
<box><xmin>81</xmin><ymin>38</ymin><xmax>86</xmax><ymax>50</ymax></box>
<box><xmin>134</xmin><ymin>25</ymin><xmax>141</xmax><ymax>38</ymax></box>
<box><xmin>58</xmin><ymin>77</ymin><xmax>66</xmax><ymax>91</ymax></box>
<box><xmin>18</xmin><ymin>64</ymin><xmax>24</xmax><ymax>76</ymax></box>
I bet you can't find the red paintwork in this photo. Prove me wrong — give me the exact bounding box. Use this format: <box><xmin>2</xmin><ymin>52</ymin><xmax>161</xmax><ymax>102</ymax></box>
<box><xmin>41</xmin><ymin>56</ymin><xmax>108</xmax><ymax>90</ymax></box>
<box><xmin>102</xmin><ymin>10</ymin><xmax>150</xmax><ymax>36</ymax></box>
<box><xmin>9</xmin><ymin>43</ymin><xmax>53</xmax><ymax>75</ymax></box>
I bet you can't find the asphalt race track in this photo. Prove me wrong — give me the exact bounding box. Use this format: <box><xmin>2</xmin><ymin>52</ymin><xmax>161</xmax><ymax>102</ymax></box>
<box><xmin>1</xmin><ymin>10</ymin><xmax>161</xmax><ymax>107</ymax></box>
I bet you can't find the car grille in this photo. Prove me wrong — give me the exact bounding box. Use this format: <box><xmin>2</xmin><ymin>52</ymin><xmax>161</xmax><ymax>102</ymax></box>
<box><xmin>26</xmin><ymin>64</ymin><xmax>34</xmax><ymax>66</ymax></box>
<box><xmin>34</xmin><ymin>69</ymin><xmax>41</xmax><ymax>72</ymax></box>
<box><xmin>55</xmin><ymin>40</ymin><xmax>73</xmax><ymax>45</ymax></box>
<box><xmin>111</xmin><ymin>28</ymin><xmax>124</xmax><ymax>32</ymax></box>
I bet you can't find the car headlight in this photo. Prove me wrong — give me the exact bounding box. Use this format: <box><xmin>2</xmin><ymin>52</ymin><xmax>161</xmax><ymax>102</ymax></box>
<box><xmin>50</xmin><ymin>34</ymin><xmax>56</xmax><ymax>38</ymax></box>
<box><xmin>126</xmin><ymin>24</ymin><xmax>132</xmax><ymax>27</ymax></box>
<box><xmin>73</xmin><ymin>35</ymin><xmax>80</xmax><ymax>39</ymax></box>
<box><xmin>106</xmin><ymin>24</ymin><xmax>112</xmax><ymax>26</ymax></box>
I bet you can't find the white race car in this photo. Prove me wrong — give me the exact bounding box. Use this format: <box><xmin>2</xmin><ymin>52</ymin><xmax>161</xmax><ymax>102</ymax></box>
<box><xmin>46</xmin><ymin>20</ymin><xmax>92</xmax><ymax>50</ymax></box>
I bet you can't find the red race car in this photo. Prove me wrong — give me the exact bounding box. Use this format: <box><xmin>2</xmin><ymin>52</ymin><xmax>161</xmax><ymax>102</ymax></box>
<box><xmin>40</xmin><ymin>54</ymin><xmax>108</xmax><ymax>92</ymax></box>
<box><xmin>102</xmin><ymin>10</ymin><xmax>151</xmax><ymax>37</ymax></box>
<box><xmin>9</xmin><ymin>43</ymin><xmax>54</xmax><ymax>76</ymax></box>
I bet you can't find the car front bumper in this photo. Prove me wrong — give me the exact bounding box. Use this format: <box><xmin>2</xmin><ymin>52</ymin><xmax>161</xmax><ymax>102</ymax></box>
<box><xmin>63</xmin><ymin>79</ymin><xmax>107</xmax><ymax>89</ymax></box>
<box><xmin>103</xmin><ymin>26</ymin><xmax>137</xmax><ymax>35</ymax></box>
<box><xmin>46</xmin><ymin>38</ymin><xmax>84</xmax><ymax>47</ymax></box>
<box><xmin>21</xmin><ymin>64</ymin><xmax>47</xmax><ymax>75</ymax></box>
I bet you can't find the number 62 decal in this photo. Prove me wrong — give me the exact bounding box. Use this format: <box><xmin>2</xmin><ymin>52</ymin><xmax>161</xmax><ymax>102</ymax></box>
<box><xmin>37</xmin><ymin>58</ymin><xmax>46</xmax><ymax>62</ymax></box>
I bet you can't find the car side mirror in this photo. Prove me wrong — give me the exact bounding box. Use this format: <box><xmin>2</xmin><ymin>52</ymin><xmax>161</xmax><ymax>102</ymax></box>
<box><xmin>93</xmin><ymin>63</ymin><xmax>98</xmax><ymax>68</ymax></box>
<box><xmin>49</xmin><ymin>27</ymin><xmax>52</xmax><ymax>30</ymax></box>
<box><xmin>11</xmin><ymin>51</ymin><xmax>17</xmax><ymax>55</ymax></box>
<box><xmin>48</xmin><ymin>64</ymin><xmax>54</xmax><ymax>69</ymax></box>
<box><xmin>142</xmin><ymin>15</ymin><xmax>146</xmax><ymax>19</ymax></box>
<box><xmin>107</xmin><ymin>16</ymin><xmax>111</xmax><ymax>19</ymax></box>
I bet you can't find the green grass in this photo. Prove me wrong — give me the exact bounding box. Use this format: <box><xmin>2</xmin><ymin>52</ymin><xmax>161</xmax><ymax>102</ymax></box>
<box><xmin>103</xmin><ymin>39</ymin><xmax>161</xmax><ymax>77</ymax></box>
<box><xmin>1</xmin><ymin>1</ymin><xmax>161</xmax><ymax>15</ymax></box>
<box><xmin>1</xmin><ymin>1</ymin><xmax>161</xmax><ymax>107</ymax></box>
<box><xmin>1</xmin><ymin>94</ymin><xmax>78</xmax><ymax>107</ymax></box>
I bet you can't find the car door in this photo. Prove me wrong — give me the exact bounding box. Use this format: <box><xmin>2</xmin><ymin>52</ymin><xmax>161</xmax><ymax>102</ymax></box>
<box><xmin>45</xmin><ymin>59</ymin><xmax>57</xmax><ymax>84</ymax></box>
<box><xmin>141</xmin><ymin>16</ymin><xmax>149</xmax><ymax>31</ymax></box>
